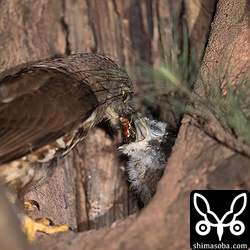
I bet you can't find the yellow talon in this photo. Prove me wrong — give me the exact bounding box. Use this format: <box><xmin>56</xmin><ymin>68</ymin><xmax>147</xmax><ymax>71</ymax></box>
<box><xmin>36</xmin><ymin>217</ymin><xmax>51</xmax><ymax>226</ymax></box>
<box><xmin>24</xmin><ymin>200</ymin><xmax>39</xmax><ymax>211</ymax></box>
<box><xmin>22</xmin><ymin>215</ymin><xmax>69</xmax><ymax>242</ymax></box>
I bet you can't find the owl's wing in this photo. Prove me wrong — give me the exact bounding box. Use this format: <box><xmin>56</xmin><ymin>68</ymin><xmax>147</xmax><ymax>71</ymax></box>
<box><xmin>0</xmin><ymin>68</ymin><xmax>98</xmax><ymax>164</ymax></box>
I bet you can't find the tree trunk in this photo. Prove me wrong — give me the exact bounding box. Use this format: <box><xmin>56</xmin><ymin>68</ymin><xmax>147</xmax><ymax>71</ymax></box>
<box><xmin>0</xmin><ymin>0</ymin><xmax>249</xmax><ymax>249</ymax></box>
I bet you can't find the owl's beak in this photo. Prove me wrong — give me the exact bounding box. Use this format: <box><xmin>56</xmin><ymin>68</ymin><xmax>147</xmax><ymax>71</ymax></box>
<box><xmin>133</xmin><ymin>116</ymin><xmax>147</xmax><ymax>142</ymax></box>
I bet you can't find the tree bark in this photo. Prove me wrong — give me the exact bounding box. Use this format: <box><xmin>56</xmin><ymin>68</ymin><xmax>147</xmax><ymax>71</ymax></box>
<box><xmin>1</xmin><ymin>0</ymin><xmax>249</xmax><ymax>249</ymax></box>
<box><xmin>193</xmin><ymin>0</ymin><xmax>250</xmax><ymax>157</ymax></box>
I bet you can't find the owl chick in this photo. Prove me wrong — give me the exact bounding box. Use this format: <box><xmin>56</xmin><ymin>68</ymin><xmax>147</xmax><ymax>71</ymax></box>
<box><xmin>118</xmin><ymin>115</ymin><xmax>176</xmax><ymax>205</ymax></box>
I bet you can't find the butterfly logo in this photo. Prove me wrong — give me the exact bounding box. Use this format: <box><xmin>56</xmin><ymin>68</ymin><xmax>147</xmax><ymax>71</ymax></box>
<box><xmin>193</xmin><ymin>193</ymin><xmax>247</xmax><ymax>241</ymax></box>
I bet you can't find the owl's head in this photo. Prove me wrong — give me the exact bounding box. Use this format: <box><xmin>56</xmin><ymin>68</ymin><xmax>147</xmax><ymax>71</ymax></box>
<box><xmin>118</xmin><ymin>112</ymin><xmax>177</xmax><ymax>165</ymax></box>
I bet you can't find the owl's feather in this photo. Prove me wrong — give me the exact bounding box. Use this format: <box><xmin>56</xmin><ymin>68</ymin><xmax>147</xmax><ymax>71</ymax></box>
<box><xmin>0</xmin><ymin>53</ymin><xmax>132</xmax><ymax>165</ymax></box>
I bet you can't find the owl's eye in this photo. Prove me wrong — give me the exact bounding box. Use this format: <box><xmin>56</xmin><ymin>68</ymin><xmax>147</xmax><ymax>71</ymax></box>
<box><xmin>122</xmin><ymin>90</ymin><xmax>132</xmax><ymax>103</ymax></box>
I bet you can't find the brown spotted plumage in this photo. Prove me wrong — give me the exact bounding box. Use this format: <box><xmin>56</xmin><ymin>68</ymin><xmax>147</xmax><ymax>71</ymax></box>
<box><xmin>0</xmin><ymin>53</ymin><xmax>133</xmax><ymax>241</ymax></box>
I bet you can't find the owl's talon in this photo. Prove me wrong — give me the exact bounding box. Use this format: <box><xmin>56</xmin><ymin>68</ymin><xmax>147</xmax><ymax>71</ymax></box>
<box><xmin>24</xmin><ymin>200</ymin><xmax>40</xmax><ymax>211</ymax></box>
<box><xmin>35</xmin><ymin>217</ymin><xmax>54</xmax><ymax>226</ymax></box>
<box><xmin>22</xmin><ymin>215</ymin><xmax>69</xmax><ymax>242</ymax></box>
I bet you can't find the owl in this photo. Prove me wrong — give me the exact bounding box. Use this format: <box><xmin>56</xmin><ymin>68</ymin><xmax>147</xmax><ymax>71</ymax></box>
<box><xmin>0</xmin><ymin>53</ymin><xmax>133</xmax><ymax>241</ymax></box>
<box><xmin>119</xmin><ymin>114</ymin><xmax>176</xmax><ymax>205</ymax></box>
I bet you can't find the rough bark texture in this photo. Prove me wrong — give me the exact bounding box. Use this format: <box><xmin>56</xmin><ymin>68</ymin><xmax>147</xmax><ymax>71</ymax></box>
<box><xmin>0</xmin><ymin>0</ymin><xmax>66</xmax><ymax>70</ymax></box>
<box><xmin>184</xmin><ymin>0</ymin><xmax>217</xmax><ymax>59</ymax></box>
<box><xmin>193</xmin><ymin>0</ymin><xmax>250</xmax><ymax>157</ymax></box>
<box><xmin>0</xmin><ymin>0</ymin><xmax>249</xmax><ymax>249</ymax></box>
